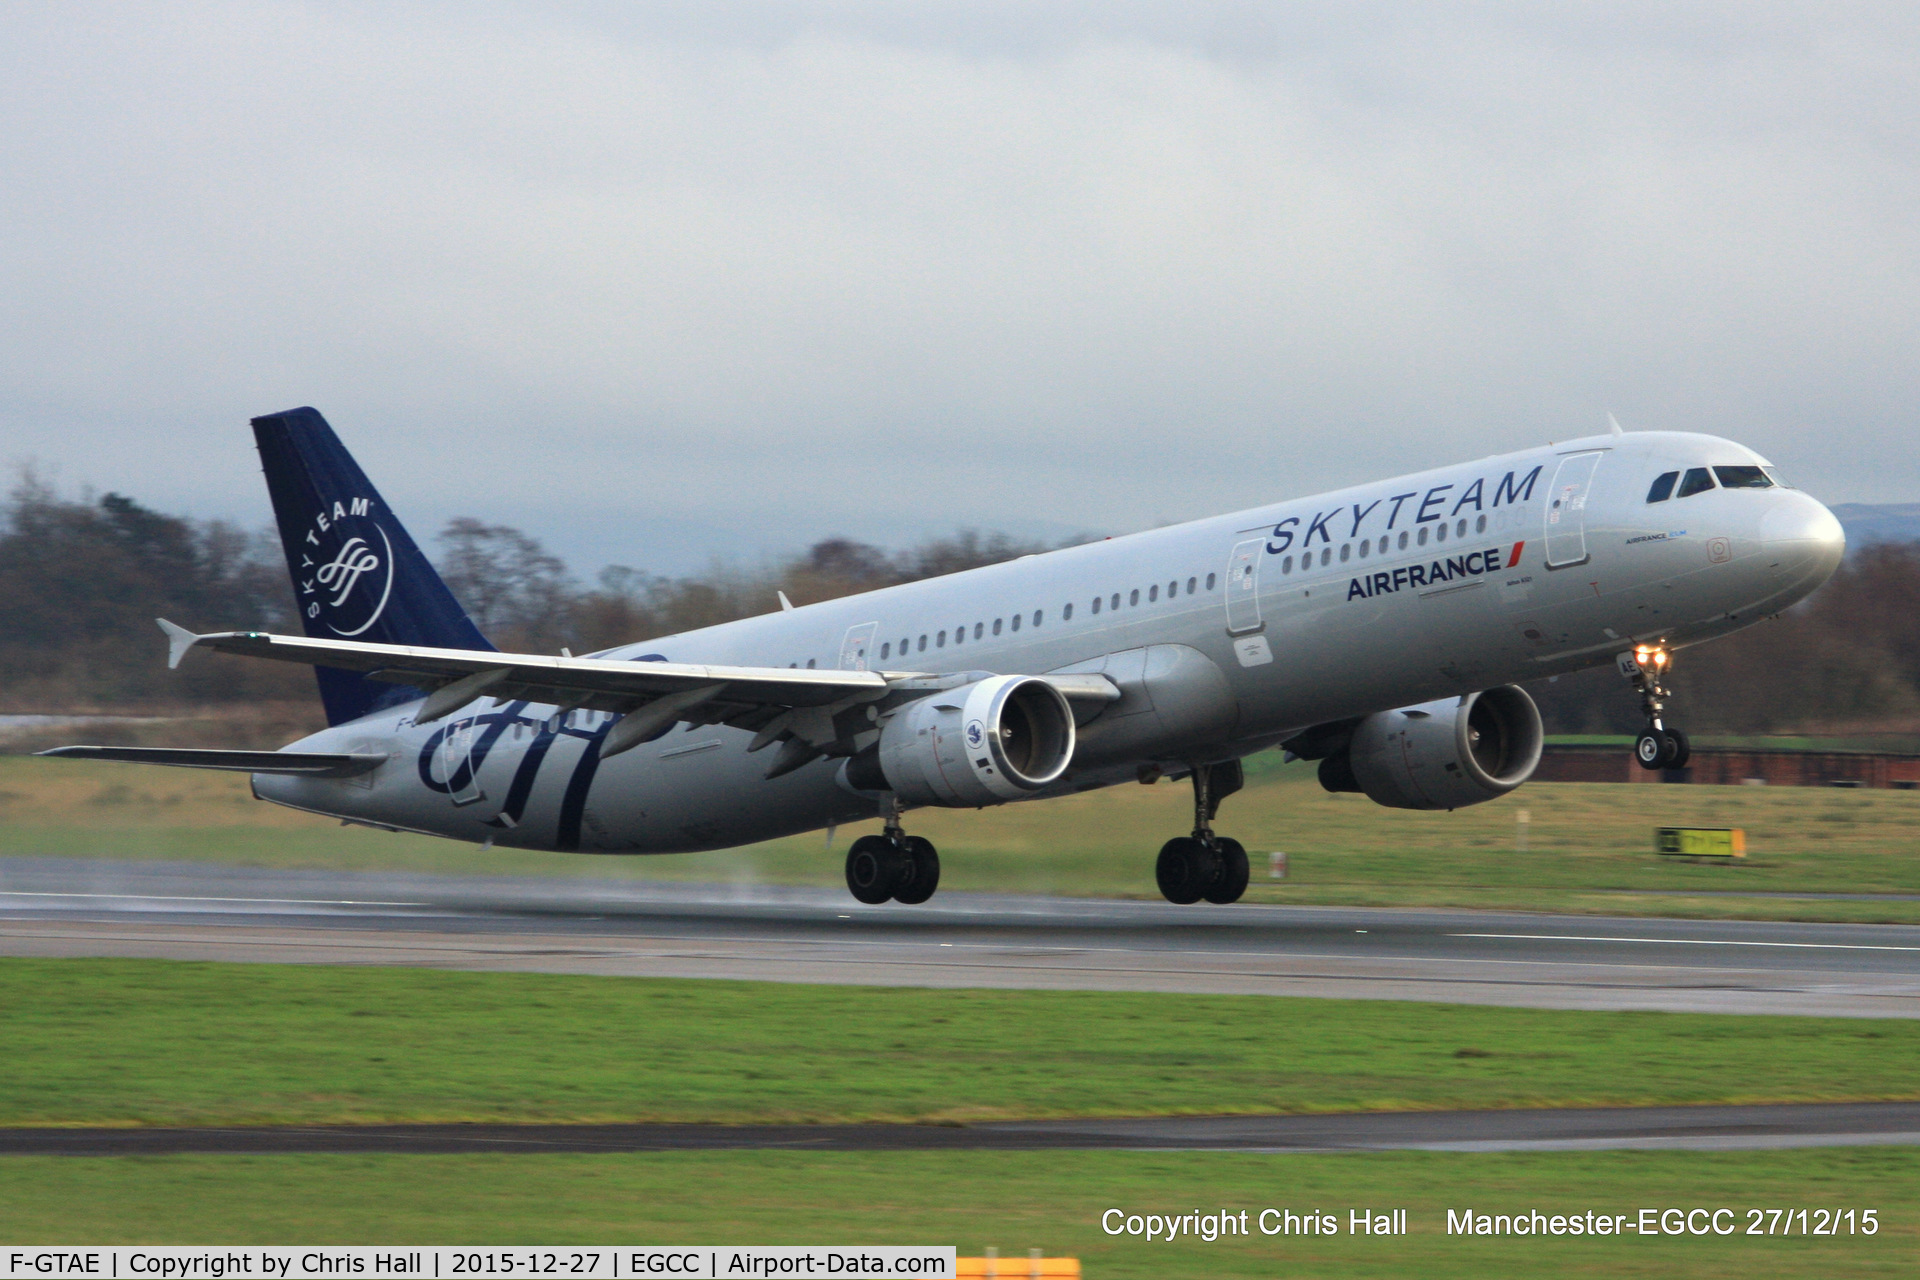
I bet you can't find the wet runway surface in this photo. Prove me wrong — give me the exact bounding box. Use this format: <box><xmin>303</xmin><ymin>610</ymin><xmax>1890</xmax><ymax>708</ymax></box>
<box><xmin>6</xmin><ymin>1102</ymin><xmax>1918</xmax><ymax>1156</ymax></box>
<box><xmin>3</xmin><ymin>857</ymin><xmax>1919</xmax><ymax>1018</ymax></box>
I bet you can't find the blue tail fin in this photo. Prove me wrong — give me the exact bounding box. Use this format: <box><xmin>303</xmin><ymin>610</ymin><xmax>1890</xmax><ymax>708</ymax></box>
<box><xmin>252</xmin><ymin>407</ymin><xmax>495</xmax><ymax>726</ymax></box>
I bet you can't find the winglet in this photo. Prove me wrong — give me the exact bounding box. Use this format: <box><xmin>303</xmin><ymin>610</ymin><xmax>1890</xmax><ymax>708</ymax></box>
<box><xmin>1607</xmin><ymin>412</ymin><xmax>1625</xmax><ymax>437</ymax></box>
<box><xmin>156</xmin><ymin>618</ymin><xmax>202</xmax><ymax>670</ymax></box>
<box><xmin>777</xmin><ymin>591</ymin><xmax>796</xmax><ymax>612</ymax></box>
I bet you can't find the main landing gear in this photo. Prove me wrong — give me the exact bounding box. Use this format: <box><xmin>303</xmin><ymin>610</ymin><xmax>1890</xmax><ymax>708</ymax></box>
<box><xmin>1155</xmin><ymin>760</ymin><xmax>1250</xmax><ymax>906</ymax></box>
<box><xmin>844</xmin><ymin>806</ymin><xmax>940</xmax><ymax>906</ymax></box>
<box><xmin>1622</xmin><ymin>645</ymin><xmax>1691</xmax><ymax>771</ymax></box>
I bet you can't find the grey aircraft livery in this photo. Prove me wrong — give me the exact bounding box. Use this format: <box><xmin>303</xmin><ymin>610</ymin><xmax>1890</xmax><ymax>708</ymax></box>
<box><xmin>45</xmin><ymin>409</ymin><xmax>1844</xmax><ymax>905</ymax></box>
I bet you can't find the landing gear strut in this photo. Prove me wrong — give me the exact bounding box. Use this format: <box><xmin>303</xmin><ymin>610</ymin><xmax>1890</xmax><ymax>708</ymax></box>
<box><xmin>1155</xmin><ymin>760</ymin><xmax>1250</xmax><ymax>905</ymax></box>
<box><xmin>1622</xmin><ymin>645</ymin><xmax>1690</xmax><ymax>771</ymax></box>
<box><xmin>844</xmin><ymin>803</ymin><xmax>941</xmax><ymax>905</ymax></box>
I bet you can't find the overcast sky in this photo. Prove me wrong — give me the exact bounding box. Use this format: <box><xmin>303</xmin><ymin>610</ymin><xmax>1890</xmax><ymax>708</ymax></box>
<box><xmin>4</xmin><ymin>2</ymin><xmax>1917</xmax><ymax>575</ymax></box>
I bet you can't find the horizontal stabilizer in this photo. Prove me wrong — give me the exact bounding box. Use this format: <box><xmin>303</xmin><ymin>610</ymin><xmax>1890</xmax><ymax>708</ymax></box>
<box><xmin>36</xmin><ymin>746</ymin><xmax>387</xmax><ymax>778</ymax></box>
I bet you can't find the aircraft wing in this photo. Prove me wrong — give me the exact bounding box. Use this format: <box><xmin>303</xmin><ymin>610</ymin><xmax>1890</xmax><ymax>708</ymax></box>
<box><xmin>160</xmin><ymin>619</ymin><xmax>884</xmax><ymax>714</ymax></box>
<box><xmin>156</xmin><ymin>619</ymin><xmax>1119</xmax><ymax>768</ymax></box>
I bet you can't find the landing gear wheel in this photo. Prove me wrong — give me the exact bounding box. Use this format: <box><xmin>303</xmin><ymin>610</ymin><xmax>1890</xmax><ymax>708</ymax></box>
<box><xmin>1663</xmin><ymin>728</ymin><xmax>1691</xmax><ymax>770</ymax></box>
<box><xmin>1156</xmin><ymin>837</ymin><xmax>1219</xmax><ymax>905</ymax></box>
<box><xmin>892</xmin><ymin>836</ymin><xmax>941</xmax><ymax>905</ymax></box>
<box><xmin>1634</xmin><ymin>732</ymin><xmax>1666</xmax><ymax>771</ymax></box>
<box><xmin>1204</xmin><ymin>837</ymin><xmax>1250</xmax><ymax>904</ymax></box>
<box><xmin>845</xmin><ymin>834</ymin><xmax>905</xmax><ymax>905</ymax></box>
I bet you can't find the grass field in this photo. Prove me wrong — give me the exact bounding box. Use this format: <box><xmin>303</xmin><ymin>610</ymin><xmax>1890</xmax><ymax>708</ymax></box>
<box><xmin>6</xmin><ymin>955</ymin><xmax>1915</xmax><ymax>1272</ymax></box>
<box><xmin>7</xmin><ymin>754</ymin><xmax>1920</xmax><ymax>921</ymax></box>
<box><xmin>6</xmin><ymin>958</ymin><xmax>1918</xmax><ymax>1127</ymax></box>
<box><xmin>1</xmin><ymin>1149</ymin><xmax>1914</xmax><ymax>1277</ymax></box>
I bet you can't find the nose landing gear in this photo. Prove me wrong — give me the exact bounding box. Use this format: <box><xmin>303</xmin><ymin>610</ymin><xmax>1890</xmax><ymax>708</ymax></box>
<box><xmin>1621</xmin><ymin>645</ymin><xmax>1691</xmax><ymax>771</ymax></box>
<box><xmin>1155</xmin><ymin>760</ymin><xmax>1250</xmax><ymax>905</ymax></box>
<box><xmin>844</xmin><ymin>804</ymin><xmax>941</xmax><ymax>905</ymax></box>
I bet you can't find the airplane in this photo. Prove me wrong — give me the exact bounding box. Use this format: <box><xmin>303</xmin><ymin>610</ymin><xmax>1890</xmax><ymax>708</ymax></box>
<box><xmin>43</xmin><ymin>408</ymin><xmax>1844</xmax><ymax>906</ymax></box>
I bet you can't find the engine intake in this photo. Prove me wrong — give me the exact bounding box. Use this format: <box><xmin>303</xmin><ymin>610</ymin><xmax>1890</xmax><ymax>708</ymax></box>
<box><xmin>1320</xmin><ymin>685</ymin><xmax>1543</xmax><ymax>811</ymax></box>
<box><xmin>846</xmin><ymin>675</ymin><xmax>1076</xmax><ymax>808</ymax></box>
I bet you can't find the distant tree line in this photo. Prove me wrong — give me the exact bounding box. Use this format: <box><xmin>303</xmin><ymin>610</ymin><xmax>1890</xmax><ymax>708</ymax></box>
<box><xmin>4</xmin><ymin>473</ymin><xmax>1916</xmax><ymax>739</ymax></box>
<box><xmin>0</xmin><ymin>475</ymin><xmax>1070</xmax><ymax>711</ymax></box>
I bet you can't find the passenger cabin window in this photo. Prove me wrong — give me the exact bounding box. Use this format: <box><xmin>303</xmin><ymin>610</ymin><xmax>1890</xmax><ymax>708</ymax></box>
<box><xmin>1033</xmin><ymin>610</ymin><xmax>1043</xmax><ymax>626</ymax></box>
<box><xmin>1417</xmin><ymin>527</ymin><xmax>1429</xmax><ymax>546</ymax></box>
<box><xmin>880</xmin><ymin>642</ymin><xmax>891</xmax><ymax>659</ymax></box>
<box><xmin>806</xmin><ymin>658</ymin><xmax>816</xmax><ymax>668</ymax></box>
<box><xmin>1397</xmin><ymin>531</ymin><xmax>1409</xmax><ymax>550</ymax></box>
<box><xmin>1282</xmin><ymin>555</ymin><xmax>1293</xmax><ymax>573</ymax></box>
<box><xmin>1677</xmin><ymin>467</ymin><xmax>1716</xmax><ymax>498</ymax></box>
<box><xmin>1091</xmin><ymin>597</ymin><xmax>1101</xmax><ymax>614</ymax></box>
<box><xmin>1205</xmin><ymin>573</ymin><xmax>1216</xmax><ymax>590</ymax></box>
<box><xmin>917</xmin><ymin>635</ymin><xmax>927</xmax><ymax>652</ymax></box>
<box><xmin>973</xmin><ymin>623</ymin><xmax>983</xmax><ymax>639</ymax></box>
<box><xmin>1475</xmin><ymin>514</ymin><xmax>1487</xmax><ymax>533</ymax></box>
<box><xmin>1714</xmin><ymin>465</ymin><xmax>1773</xmax><ymax>490</ymax></box>
<box><xmin>1646</xmin><ymin>471</ymin><xmax>1679</xmax><ymax>503</ymax></box>
<box><xmin>1148</xmin><ymin>585</ymin><xmax>1159</xmax><ymax>602</ymax></box>
<box><xmin>953</xmin><ymin>625</ymin><xmax>964</xmax><ymax>645</ymax></box>
<box><xmin>1063</xmin><ymin>603</ymin><xmax>1074</xmax><ymax>620</ymax></box>
<box><xmin>1010</xmin><ymin>614</ymin><xmax>1021</xmax><ymax>632</ymax></box>
<box><xmin>1129</xmin><ymin>589</ymin><xmax>1140</xmax><ymax>606</ymax></box>
<box><xmin>1339</xmin><ymin>544</ymin><xmax>1351</xmax><ymax>562</ymax></box>
<box><xmin>993</xmin><ymin>618</ymin><xmax>1003</xmax><ymax>635</ymax></box>
<box><xmin>1186</xmin><ymin>577</ymin><xmax>1196</xmax><ymax>593</ymax></box>
<box><xmin>1111</xmin><ymin>593</ymin><xmax>1121</xmax><ymax>610</ymax></box>
<box><xmin>936</xmin><ymin>630</ymin><xmax>946</xmax><ymax>648</ymax></box>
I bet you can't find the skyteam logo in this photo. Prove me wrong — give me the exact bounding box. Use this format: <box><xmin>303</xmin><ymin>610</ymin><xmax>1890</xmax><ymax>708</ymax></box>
<box><xmin>298</xmin><ymin>497</ymin><xmax>394</xmax><ymax>636</ymax></box>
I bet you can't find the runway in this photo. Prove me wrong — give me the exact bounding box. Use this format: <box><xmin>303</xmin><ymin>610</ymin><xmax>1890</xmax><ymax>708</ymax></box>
<box><xmin>5</xmin><ymin>1102</ymin><xmax>1918</xmax><ymax>1156</ymax></box>
<box><xmin>3</xmin><ymin>857</ymin><xmax>1919</xmax><ymax>1018</ymax></box>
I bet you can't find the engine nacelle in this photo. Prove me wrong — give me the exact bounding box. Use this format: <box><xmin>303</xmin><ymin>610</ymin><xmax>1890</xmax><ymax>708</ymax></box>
<box><xmin>1320</xmin><ymin>685</ymin><xmax>1543</xmax><ymax>811</ymax></box>
<box><xmin>847</xmin><ymin>675</ymin><xmax>1076</xmax><ymax>808</ymax></box>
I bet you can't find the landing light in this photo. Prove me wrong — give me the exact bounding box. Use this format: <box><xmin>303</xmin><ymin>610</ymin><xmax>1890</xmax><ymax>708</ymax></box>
<box><xmin>1634</xmin><ymin>645</ymin><xmax>1671</xmax><ymax>668</ymax></box>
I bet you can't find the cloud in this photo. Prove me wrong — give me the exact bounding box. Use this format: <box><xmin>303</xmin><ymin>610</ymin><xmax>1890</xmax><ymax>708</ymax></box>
<box><xmin>2</xmin><ymin>2</ymin><xmax>1916</xmax><ymax>571</ymax></box>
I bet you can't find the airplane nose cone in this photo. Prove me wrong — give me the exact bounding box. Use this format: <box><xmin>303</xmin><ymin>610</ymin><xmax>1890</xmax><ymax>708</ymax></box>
<box><xmin>1761</xmin><ymin>491</ymin><xmax>1845</xmax><ymax>588</ymax></box>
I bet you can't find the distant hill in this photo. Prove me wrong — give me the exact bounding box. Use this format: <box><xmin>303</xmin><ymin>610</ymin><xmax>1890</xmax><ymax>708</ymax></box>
<box><xmin>1831</xmin><ymin>503</ymin><xmax>1920</xmax><ymax>551</ymax></box>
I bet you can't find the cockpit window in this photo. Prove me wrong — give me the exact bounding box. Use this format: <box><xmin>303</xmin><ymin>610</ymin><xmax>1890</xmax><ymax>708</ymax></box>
<box><xmin>1646</xmin><ymin>471</ymin><xmax>1678</xmax><ymax>503</ymax></box>
<box><xmin>1676</xmin><ymin>467</ymin><xmax>1716</xmax><ymax>499</ymax></box>
<box><xmin>1713</xmin><ymin>465</ymin><xmax>1773</xmax><ymax>490</ymax></box>
<box><xmin>1763</xmin><ymin>466</ymin><xmax>1792</xmax><ymax>489</ymax></box>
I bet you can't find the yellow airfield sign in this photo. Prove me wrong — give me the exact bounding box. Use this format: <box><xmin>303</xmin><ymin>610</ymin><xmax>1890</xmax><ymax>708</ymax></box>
<box><xmin>1655</xmin><ymin>827</ymin><xmax>1747</xmax><ymax>859</ymax></box>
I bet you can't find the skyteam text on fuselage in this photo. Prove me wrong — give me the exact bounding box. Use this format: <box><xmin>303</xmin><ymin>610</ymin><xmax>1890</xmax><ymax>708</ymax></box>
<box><xmin>44</xmin><ymin>409</ymin><xmax>1845</xmax><ymax>906</ymax></box>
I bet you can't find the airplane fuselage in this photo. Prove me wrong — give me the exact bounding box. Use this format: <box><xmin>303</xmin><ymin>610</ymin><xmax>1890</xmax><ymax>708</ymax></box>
<box><xmin>254</xmin><ymin>430</ymin><xmax>1843</xmax><ymax>854</ymax></box>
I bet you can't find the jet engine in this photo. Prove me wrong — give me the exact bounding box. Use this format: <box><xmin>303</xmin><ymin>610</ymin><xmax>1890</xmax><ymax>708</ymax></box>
<box><xmin>1314</xmin><ymin>685</ymin><xmax>1543</xmax><ymax>811</ymax></box>
<box><xmin>843</xmin><ymin>675</ymin><xmax>1076</xmax><ymax>807</ymax></box>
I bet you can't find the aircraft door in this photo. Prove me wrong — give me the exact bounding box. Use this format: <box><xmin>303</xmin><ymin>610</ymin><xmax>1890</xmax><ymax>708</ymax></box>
<box><xmin>1545</xmin><ymin>452</ymin><xmax>1603</xmax><ymax>568</ymax></box>
<box><xmin>438</xmin><ymin>717</ymin><xmax>486</xmax><ymax>806</ymax></box>
<box><xmin>839</xmin><ymin>622</ymin><xmax>879</xmax><ymax>671</ymax></box>
<box><xmin>1225</xmin><ymin>539</ymin><xmax>1264</xmax><ymax>634</ymax></box>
